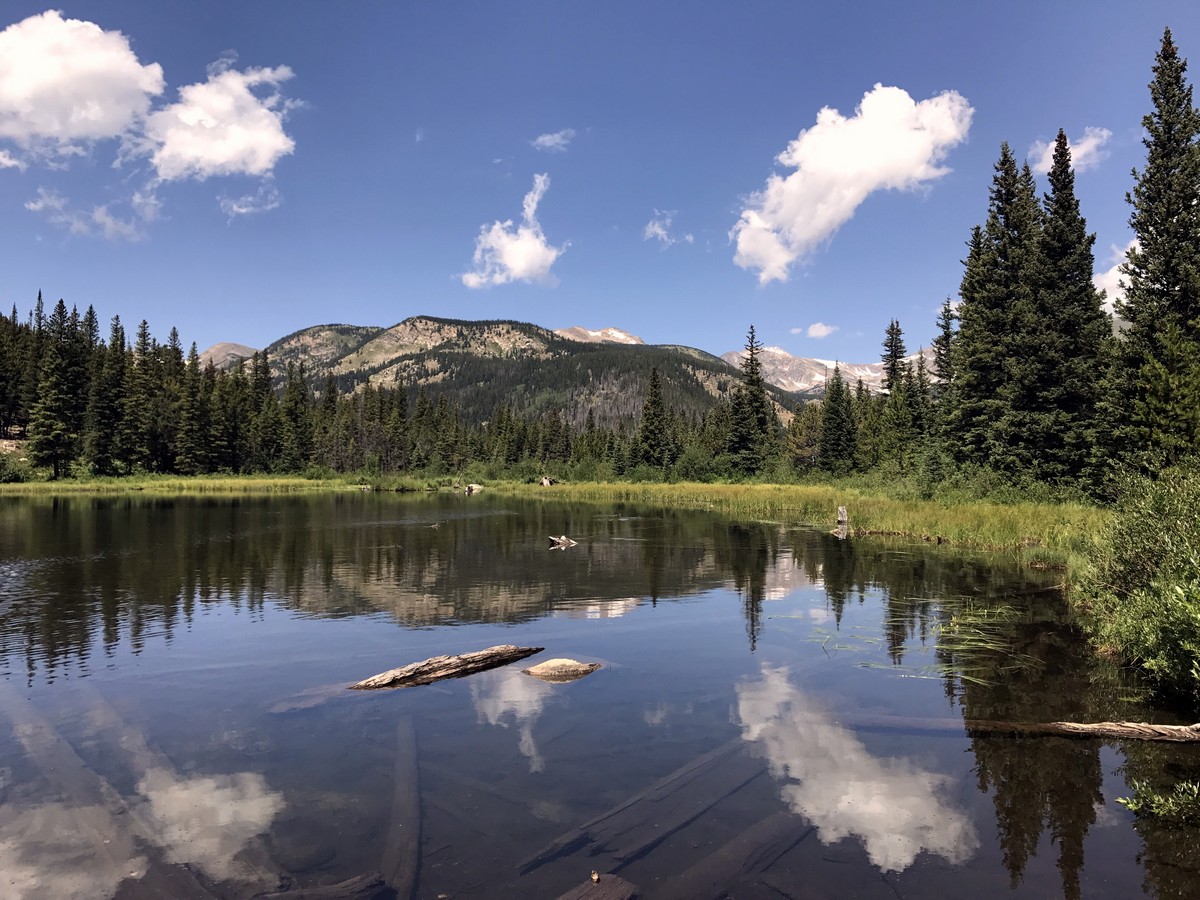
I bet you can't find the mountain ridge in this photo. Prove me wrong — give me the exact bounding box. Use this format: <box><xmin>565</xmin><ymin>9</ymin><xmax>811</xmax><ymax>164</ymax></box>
<box><xmin>200</xmin><ymin>317</ymin><xmax>901</xmax><ymax>397</ymax></box>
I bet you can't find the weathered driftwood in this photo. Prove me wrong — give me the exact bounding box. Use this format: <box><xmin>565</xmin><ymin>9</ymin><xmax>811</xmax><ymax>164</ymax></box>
<box><xmin>557</xmin><ymin>873</ymin><xmax>640</xmax><ymax>900</ymax></box>
<box><xmin>549</xmin><ymin>535</ymin><xmax>578</xmax><ymax>549</ymax></box>
<box><xmin>380</xmin><ymin>718</ymin><xmax>421</xmax><ymax>899</ymax></box>
<box><xmin>966</xmin><ymin>718</ymin><xmax>1200</xmax><ymax>742</ymax></box>
<box><xmin>524</xmin><ymin>658</ymin><xmax>602</xmax><ymax>683</ymax></box>
<box><xmin>253</xmin><ymin>873</ymin><xmax>390</xmax><ymax>899</ymax></box>
<box><xmin>519</xmin><ymin>738</ymin><xmax>765</xmax><ymax>874</ymax></box>
<box><xmin>844</xmin><ymin>712</ymin><xmax>1200</xmax><ymax>743</ymax></box>
<box><xmin>350</xmin><ymin>644</ymin><xmax>544</xmax><ymax>690</ymax></box>
<box><xmin>653</xmin><ymin>812</ymin><xmax>815</xmax><ymax>900</ymax></box>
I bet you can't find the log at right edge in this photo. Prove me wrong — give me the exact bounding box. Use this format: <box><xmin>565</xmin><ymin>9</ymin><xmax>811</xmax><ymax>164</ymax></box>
<box><xmin>350</xmin><ymin>645</ymin><xmax>544</xmax><ymax>690</ymax></box>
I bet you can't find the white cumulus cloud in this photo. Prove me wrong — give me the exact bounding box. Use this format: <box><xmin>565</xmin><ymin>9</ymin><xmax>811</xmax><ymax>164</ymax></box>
<box><xmin>0</xmin><ymin>10</ymin><xmax>164</xmax><ymax>160</ymax></box>
<box><xmin>137</xmin><ymin>58</ymin><xmax>296</xmax><ymax>182</ymax></box>
<box><xmin>462</xmin><ymin>173</ymin><xmax>566</xmax><ymax>288</ymax></box>
<box><xmin>643</xmin><ymin>209</ymin><xmax>694</xmax><ymax>247</ymax></box>
<box><xmin>531</xmin><ymin>128</ymin><xmax>576</xmax><ymax>152</ymax></box>
<box><xmin>732</xmin><ymin>84</ymin><xmax>973</xmax><ymax>284</ymax></box>
<box><xmin>1029</xmin><ymin>126</ymin><xmax>1112</xmax><ymax>175</ymax></box>
<box><xmin>800</xmin><ymin>322</ymin><xmax>837</xmax><ymax>338</ymax></box>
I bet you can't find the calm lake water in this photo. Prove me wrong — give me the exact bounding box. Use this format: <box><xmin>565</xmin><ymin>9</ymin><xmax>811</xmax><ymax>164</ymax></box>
<box><xmin>1</xmin><ymin>493</ymin><xmax>1198</xmax><ymax>899</ymax></box>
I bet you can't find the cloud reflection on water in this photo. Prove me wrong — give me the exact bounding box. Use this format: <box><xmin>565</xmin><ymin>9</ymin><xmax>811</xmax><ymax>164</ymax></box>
<box><xmin>0</xmin><ymin>802</ymin><xmax>147</xmax><ymax>900</ymax></box>
<box><xmin>736</xmin><ymin>664</ymin><xmax>978</xmax><ymax>872</ymax></box>
<box><xmin>471</xmin><ymin>667</ymin><xmax>554</xmax><ymax>772</ymax></box>
<box><xmin>135</xmin><ymin>767</ymin><xmax>284</xmax><ymax>880</ymax></box>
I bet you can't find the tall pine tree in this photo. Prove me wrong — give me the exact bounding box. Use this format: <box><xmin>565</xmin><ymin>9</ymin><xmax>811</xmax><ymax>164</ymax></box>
<box><xmin>1107</xmin><ymin>28</ymin><xmax>1200</xmax><ymax>471</ymax></box>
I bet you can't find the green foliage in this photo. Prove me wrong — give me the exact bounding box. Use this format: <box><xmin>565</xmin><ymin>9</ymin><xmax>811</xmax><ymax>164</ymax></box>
<box><xmin>1118</xmin><ymin>779</ymin><xmax>1200</xmax><ymax>826</ymax></box>
<box><xmin>818</xmin><ymin>365</ymin><xmax>856</xmax><ymax>474</ymax></box>
<box><xmin>1075</xmin><ymin>467</ymin><xmax>1200</xmax><ymax>704</ymax></box>
<box><xmin>1107</xmin><ymin>29</ymin><xmax>1200</xmax><ymax>471</ymax></box>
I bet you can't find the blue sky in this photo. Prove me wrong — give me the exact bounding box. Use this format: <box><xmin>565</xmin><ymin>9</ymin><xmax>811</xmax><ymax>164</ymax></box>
<box><xmin>1</xmin><ymin>2</ymin><xmax>1197</xmax><ymax>362</ymax></box>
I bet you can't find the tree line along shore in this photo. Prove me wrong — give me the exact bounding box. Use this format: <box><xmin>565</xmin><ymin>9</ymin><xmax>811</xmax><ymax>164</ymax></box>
<box><xmin>3</xmin><ymin>30</ymin><xmax>1200</xmax><ymax>706</ymax></box>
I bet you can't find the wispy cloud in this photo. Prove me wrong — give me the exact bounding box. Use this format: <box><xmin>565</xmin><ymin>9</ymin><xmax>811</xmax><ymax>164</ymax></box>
<box><xmin>1029</xmin><ymin>126</ymin><xmax>1112</xmax><ymax>175</ymax></box>
<box><xmin>462</xmin><ymin>173</ymin><xmax>567</xmax><ymax>288</ymax></box>
<box><xmin>219</xmin><ymin>182</ymin><xmax>281</xmax><ymax>219</ymax></box>
<box><xmin>531</xmin><ymin>128</ymin><xmax>576</xmax><ymax>152</ymax></box>
<box><xmin>732</xmin><ymin>84</ymin><xmax>972</xmax><ymax>284</ymax></box>
<box><xmin>643</xmin><ymin>209</ymin><xmax>694</xmax><ymax>248</ymax></box>
<box><xmin>25</xmin><ymin>187</ymin><xmax>142</xmax><ymax>240</ymax></box>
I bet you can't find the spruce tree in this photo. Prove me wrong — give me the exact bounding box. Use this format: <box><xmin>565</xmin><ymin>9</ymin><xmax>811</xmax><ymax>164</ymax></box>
<box><xmin>83</xmin><ymin>317</ymin><xmax>127</xmax><ymax>475</ymax></box>
<box><xmin>636</xmin><ymin>367</ymin><xmax>675</xmax><ymax>469</ymax></box>
<box><xmin>880</xmin><ymin>320</ymin><xmax>907</xmax><ymax>395</ymax></box>
<box><xmin>1026</xmin><ymin>130</ymin><xmax>1110</xmax><ymax>483</ymax></box>
<box><xmin>27</xmin><ymin>300</ymin><xmax>77</xmax><ymax>478</ymax></box>
<box><xmin>932</xmin><ymin>298</ymin><xmax>957</xmax><ymax>394</ymax></box>
<box><xmin>818</xmin><ymin>364</ymin><xmax>857</xmax><ymax>474</ymax></box>
<box><xmin>948</xmin><ymin>145</ymin><xmax>1042</xmax><ymax>471</ymax></box>
<box><xmin>175</xmin><ymin>344</ymin><xmax>206</xmax><ymax>475</ymax></box>
<box><xmin>1109</xmin><ymin>28</ymin><xmax>1200</xmax><ymax>470</ymax></box>
<box><xmin>728</xmin><ymin>325</ymin><xmax>777</xmax><ymax>475</ymax></box>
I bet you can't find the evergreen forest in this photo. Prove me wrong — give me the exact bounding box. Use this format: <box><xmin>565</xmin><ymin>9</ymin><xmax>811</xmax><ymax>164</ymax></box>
<box><xmin>2</xmin><ymin>30</ymin><xmax>1199</xmax><ymax>499</ymax></box>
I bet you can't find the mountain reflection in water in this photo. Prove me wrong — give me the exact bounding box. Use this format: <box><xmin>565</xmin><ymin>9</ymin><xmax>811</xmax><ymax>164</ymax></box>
<box><xmin>0</xmin><ymin>493</ymin><xmax>1198</xmax><ymax>898</ymax></box>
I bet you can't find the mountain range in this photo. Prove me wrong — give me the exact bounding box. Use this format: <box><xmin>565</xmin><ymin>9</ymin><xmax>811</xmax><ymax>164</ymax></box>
<box><xmin>199</xmin><ymin>316</ymin><xmax>908</xmax><ymax>424</ymax></box>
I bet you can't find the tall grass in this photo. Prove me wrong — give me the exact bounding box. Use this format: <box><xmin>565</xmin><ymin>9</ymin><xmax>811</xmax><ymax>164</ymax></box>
<box><xmin>488</xmin><ymin>480</ymin><xmax>1108</xmax><ymax>558</ymax></box>
<box><xmin>0</xmin><ymin>474</ymin><xmax>359</xmax><ymax>496</ymax></box>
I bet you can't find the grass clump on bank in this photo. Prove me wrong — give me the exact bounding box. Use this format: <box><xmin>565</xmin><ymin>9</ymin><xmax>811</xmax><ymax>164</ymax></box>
<box><xmin>491</xmin><ymin>479</ymin><xmax>1107</xmax><ymax>559</ymax></box>
<box><xmin>0</xmin><ymin>473</ymin><xmax>357</xmax><ymax>496</ymax></box>
<box><xmin>1073</xmin><ymin>467</ymin><xmax>1200</xmax><ymax>707</ymax></box>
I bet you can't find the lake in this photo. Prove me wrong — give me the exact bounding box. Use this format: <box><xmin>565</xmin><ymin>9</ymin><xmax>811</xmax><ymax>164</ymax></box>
<box><xmin>1</xmin><ymin>492</ymin><xmax>1197</xmax><ymax>899</ymax></box>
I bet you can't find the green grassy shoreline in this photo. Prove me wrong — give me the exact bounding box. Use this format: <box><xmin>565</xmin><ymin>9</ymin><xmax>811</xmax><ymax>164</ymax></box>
<box><xmin>0</xmin><ymin>475</ymin><xmax>1108</xmax><ymax>561</ymax></box>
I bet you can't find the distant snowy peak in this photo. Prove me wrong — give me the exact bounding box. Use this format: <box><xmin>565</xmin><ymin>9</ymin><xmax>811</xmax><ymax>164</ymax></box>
<box><xmin>721</xmin><ymin>347</ymin><xmax>933</xmax><ymax>395</ymax></box>
<box><xmin>556</xmin><ymin>326</ymin><xmax>645</xmax><ymax>345</ymax></box>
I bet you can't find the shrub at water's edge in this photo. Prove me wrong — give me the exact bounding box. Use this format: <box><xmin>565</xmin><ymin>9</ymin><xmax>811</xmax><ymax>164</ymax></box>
<box><xmin>1073</xmin><ymin>468</ymin><xmax>1200</xmax><ymax>707</ymax></box>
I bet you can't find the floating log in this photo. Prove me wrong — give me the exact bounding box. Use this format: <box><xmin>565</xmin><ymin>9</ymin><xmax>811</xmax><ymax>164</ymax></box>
<box><xmin>842</xmin><ymin>712</ymin><xmax>1200</xmax><ymax>743</ymax></box>
<box><xmin>380</xmin><ymin>718</ymin><xmax>421</xmax><ymax>899</ymax></box>
<box><xmin>557</xmin><ymin>873</ymin><xmax>640</xmax><ymax>900</ymax></box>
<box><xmin>550</xmin><ymin>535</ymin><xmax>578</xmax><ymax>549</ymax></box>
<box><xmin>252</xmin><ymin>872</ymin><xmax>390</xmax><ymax>899</ymax></box>
<box><xmin>350</xmin><ymin>645</ymin><xmax>544</xmax><ymax>690</ymax></box>
<box><xmin>966</xmin><ymin>718</ymin><xmax>1200</xmax><ymax>742</ymax></box>
<box><xmin>519</xmin><ymin>738</ymin><xmax>765</xmax><ymax>874</ymax></box>
<box><xmin>524</xmin><ymin>659</ymin><xmax>602</xmax><ymax>683</ymax></box>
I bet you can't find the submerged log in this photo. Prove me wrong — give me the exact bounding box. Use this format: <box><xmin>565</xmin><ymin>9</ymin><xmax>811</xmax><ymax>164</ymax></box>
<box><xmin>350</xmin><ymin>645</ymin><xmax>544</xmax><ymax>690</ymax></box>
<box><xmin>654</xmin><ymin>812</ymin><xmax>814</xmax><ymax>900</ymax></box>
<box><xmin>519</xmin><ymin>738</ymin><xmax>765</xmax><ymax>875</ymax></box>
<box><xmin>252</xmin><ymin>872</ymin><xmax>390</xmax><ymax>899</ymax></box>
<box><xmin>380</xmin><ymin>718</ymin><xmax>421</xmax><ymax>899</ymax></box>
